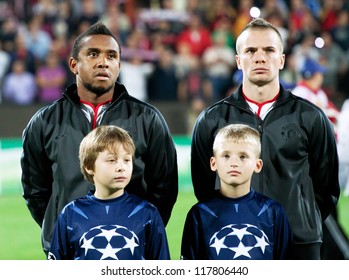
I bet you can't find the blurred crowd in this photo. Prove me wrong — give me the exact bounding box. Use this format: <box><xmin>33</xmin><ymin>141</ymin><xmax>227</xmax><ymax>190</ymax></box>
<box><xmin>1</xmin><ymin>0</ymin><xmax>349</xmax><ymax>119</ymax></box>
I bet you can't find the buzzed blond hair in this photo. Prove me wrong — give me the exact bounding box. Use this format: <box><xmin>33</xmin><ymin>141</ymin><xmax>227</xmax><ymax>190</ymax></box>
<box><xmin>213</xmin><ymin>124</ymin><xmax>261</xmax><ymax>157</ymax></box>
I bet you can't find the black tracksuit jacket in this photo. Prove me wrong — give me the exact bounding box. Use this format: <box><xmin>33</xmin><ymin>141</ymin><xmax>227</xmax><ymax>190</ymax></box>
<box><xmin>21</xmin><ymin>82</ymin><xmax>178</xmax><ymax>254</ymax></box>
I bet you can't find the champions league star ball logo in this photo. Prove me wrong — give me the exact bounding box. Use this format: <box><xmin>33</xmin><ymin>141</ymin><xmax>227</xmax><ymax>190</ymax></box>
<box><xmin>209</xmin><ymin>223</ymin><xmax>270</xmax><ymax>259</ymax></box>
<box><xmin>80</xmin><ymin>225</ymin><xmax>139</xmax><ymax>260</ymax></box>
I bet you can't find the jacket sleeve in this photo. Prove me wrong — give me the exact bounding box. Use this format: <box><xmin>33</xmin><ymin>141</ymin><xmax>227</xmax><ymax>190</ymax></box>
<box><xmin>309</xmin><ymin>110</ymin><xmax>340</xmax><ymax>221</ymax></box>
<box><xmin>144</xmin><ymin>111</ymin><xmax>178</xmax><ymax>226</ymax></box>
<box><xmin>191</xmin><ymin>112</ymin><xmax>217</xmax><ymax>202</ymax></box>
<box><xmin>21</xmin><ymin>111</ymin><xmax>53</xmax><ymax>227</ymax></box>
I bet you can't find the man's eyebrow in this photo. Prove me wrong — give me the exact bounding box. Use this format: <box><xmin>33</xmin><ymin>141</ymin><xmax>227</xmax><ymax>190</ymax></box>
<box><xmin>85</xmin><ymin>48</ymin><xmax>118</xmax><ymax>54</ymax></box>
<box><xmin>86</xmin><ymin>47</ymin><xmax>100</xmax><ymax>53</ymax></box>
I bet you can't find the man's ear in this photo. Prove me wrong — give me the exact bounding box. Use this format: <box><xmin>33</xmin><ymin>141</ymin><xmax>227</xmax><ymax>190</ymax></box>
<box><xmin>235</xmin><ymin>54</ymin><xmax>241</xmax><ymax>70</ymax></box>
<box><xmin>69</xmin><ymin>57</ymin><xmax>78</xmax><ymax>75</ymax></box>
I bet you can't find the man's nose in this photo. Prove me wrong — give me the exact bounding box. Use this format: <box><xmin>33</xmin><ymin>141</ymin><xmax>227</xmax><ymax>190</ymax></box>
<box><xmin>97</xmin><ymin>56</ymin><xmax>109</xmax><ymax>67</ymax></box>
<box><xmin>254</xmin><ymin>50</ymin><xmax>266</xmax><ymax>63</ymax></box>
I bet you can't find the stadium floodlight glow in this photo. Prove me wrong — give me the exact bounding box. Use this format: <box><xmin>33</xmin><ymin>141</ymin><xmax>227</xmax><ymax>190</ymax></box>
<box><xmin>314</xmin><ymin>37</ymin><xmax>325</xmax><ymax>48</ymax></box>
<box><xmin>250</xmin><ymin>7</ymin><xmax>261</xmax><ymax>18</ymax></box>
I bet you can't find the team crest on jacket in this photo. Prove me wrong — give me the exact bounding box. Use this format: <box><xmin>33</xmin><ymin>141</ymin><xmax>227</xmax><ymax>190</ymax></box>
<box><xmin>209</xmin><ymin>223</ymin><xmax>270</xmax><ymax>259</ymax></box>
<box><xmin>79</xmin><ymin>224</ymin><xmax>139</xmax><ymax>260</ymax></box>
<box><xmin>281</xmin><ymin>123</ymin><xmax>302</xmax><ymax>141</ymax></box>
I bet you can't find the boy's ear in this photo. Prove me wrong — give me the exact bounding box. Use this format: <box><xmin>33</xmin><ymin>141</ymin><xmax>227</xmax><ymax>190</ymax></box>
<box><xmin>85</xmin><ymin>167</ymin><xmax>94</xmax><ymax>175</ymax></box>
<box><xmin>254</xmin><ymin>159</ymin><xmax>263</xmax><ymax>174</ymax></box>
<box><xmin>210</xmin><ymin>156</ymin><xmax>217</xmax><ymax>172</ymax></box>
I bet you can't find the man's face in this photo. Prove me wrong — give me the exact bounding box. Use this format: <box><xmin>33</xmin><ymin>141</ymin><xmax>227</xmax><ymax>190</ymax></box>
<box><xmin>70</xmin><ymin>34</ymin><xmax>121</xmax><ymax>96</ymax></box>
<box><xmin>235</xmin><ymin>29</ymin><xmax>285</xmax><ymax>87</ymax></box>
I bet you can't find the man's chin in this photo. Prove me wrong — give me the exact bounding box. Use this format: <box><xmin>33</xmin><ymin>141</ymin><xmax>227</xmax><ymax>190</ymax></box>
<box><xmin>84</xmin><ymin>83</ymin><xmax>114</xmax><ymax>97</ymax></box>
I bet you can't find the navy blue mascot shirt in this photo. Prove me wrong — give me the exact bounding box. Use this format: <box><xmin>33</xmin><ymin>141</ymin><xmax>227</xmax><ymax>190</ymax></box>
<box><xmin>181</xmin><ymin>189</ymin><xmax>292</xmax><ymax>260</ymax></box>
<box><xmin>49</xmin><ymin>192</ymin><xmax>170</xmax><ymax>260</ymax></box>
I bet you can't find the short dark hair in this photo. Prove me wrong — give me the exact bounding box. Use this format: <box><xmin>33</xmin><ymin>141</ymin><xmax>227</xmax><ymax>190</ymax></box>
<box><xmin>71</xmin><ymin>22</ymin><xmax>121</xmax><ymax>60</ymax></box>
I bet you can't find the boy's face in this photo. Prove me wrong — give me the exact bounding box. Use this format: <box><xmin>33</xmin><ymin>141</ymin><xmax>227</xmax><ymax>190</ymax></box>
<box><xmin>86</xmin><ymin>144</ymin><xmax>133</xmax><ymax>199</ymax></box>
<box><xmin>210</xmin><ymin>140</ymin><xmax>262</xmax><ymax>192</ymax></box>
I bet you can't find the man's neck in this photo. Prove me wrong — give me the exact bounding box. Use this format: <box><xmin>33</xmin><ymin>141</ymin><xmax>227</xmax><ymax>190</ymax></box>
<box><xmin>78</xmin><ymin>90</ymin><xmax>114</xmax><ymax>107</ymax></box>
<box><xmin>242</xmin><ymin>81</ymin><xmax>280</xmax><ymax>103</ymax></box>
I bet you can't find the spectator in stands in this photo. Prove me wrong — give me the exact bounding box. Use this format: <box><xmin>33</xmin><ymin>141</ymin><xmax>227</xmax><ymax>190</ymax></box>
<box><xmin>279</xmin><ymin>53</ymin><xmax>300</xmax><ymax>89</ymax></box>
<box><xmin>100</xmin><ymin>2</ymin><xmax>131</xmax><ymax>44</ymax></box>
<box><xmin>317</xmin><ymin>31</ymin><xmax>348</xmax><ymax>101</ymax></box>
<box><xmin>330</xmin><ymin>10</ymin><xmax>349</xmax><ymax>52</ymax></box>
<box><xmin>23</xmin><ymin>16</ymin><xmax>52</xmax><ymax>63</ymax></box>
<box><xmin>36</xmin><ymin>50</ymin><xmax>67</xmax><ymax>103</ymax></box>
<box><xmin>0</xmin><ymin>41</ymin><xmax>10</xmax><ymax>102</ymax></box>
<box><xmin>148</xmin><ymin>47</ymin><xmax>179</xmax><ymax>101</ymax></box>
<box><xmin>231</xmin><ymin>0</ymin><xmax>253</xmax><ymax>39</ymax></box>
<box><xmin>176</xmin><ymin>11</ymin><xmax>212</xmax><ymax>57</ymax></box>
<box><xmin>210</xmin><ymin>14</ymin><xmax>235</xmax><ymax>50</ymax></box>
<box><xmin>0</xmin><ymin>16</ymin><xmax>19</xmax><ymax>53</ymax></box>
<box><xmin>119</xmin><ymin>53</ymin><xmax>154</xmax><ymax>101</ymax></box>
<box><xmin>291</xmin><ymin>32</ymin><xmax>320</xmax><ymax>73</ymax></box>
<box><xmin>202</xmin><ymin>32</ymin><xmax>236</xmax><ymax>101</ymax></box>
<box><xmin>8</xmin><ymin>32</ymin><xmax>37</xmax><ymax>75</ymax></box>
<box><xmin>2</xmin><ymin>58</ymin><xmax>37</xmax><ymax>105</ymax></box>
<box><xmin>292</xmin><ymin>58</ymin><xmax>339</xmax><ymax>128</ymax></box>
<box><xmin>70</xmin><ymin>0</ymin><xmax>101</xmax><ymax>32</ymax></box>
